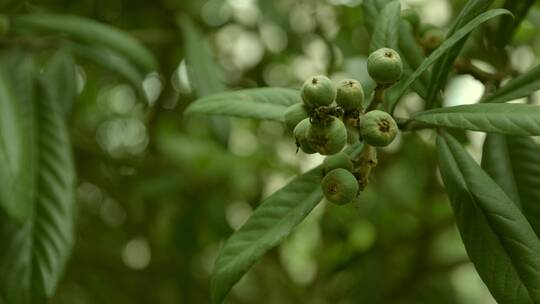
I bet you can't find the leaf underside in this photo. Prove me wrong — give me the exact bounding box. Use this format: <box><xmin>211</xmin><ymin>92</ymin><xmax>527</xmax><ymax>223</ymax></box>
<box><xmin>437</xmin><ymin>132</ymin><xmax>540</xmax><ymax>304</ymax></box>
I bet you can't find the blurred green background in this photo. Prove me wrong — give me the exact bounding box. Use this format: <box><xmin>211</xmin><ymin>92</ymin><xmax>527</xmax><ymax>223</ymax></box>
<box><xmin>2</xmin><ymin>0</ymin><xmax>540</xmax><ymax>303</ymax></box>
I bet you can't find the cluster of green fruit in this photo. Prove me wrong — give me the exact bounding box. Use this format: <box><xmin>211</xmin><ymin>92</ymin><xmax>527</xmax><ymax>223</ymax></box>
<box><xmin>284</xmin><ymin>48</ymin><xmax>403</xmax><ymax>205</ymax></box>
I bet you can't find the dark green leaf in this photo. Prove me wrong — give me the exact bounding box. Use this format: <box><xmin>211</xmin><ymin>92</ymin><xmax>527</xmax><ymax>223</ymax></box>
<box><xmin>482</xmin><ymin>134</ymin><xmax>540</xmax><ymax>237</ymax></box>
<box><xmin>389</xmin><ymin>9</ymin><xmax>511</xmax><ymax>112</ymax></box>
<box><xmin>437</xmin><ymin>132</ymin><xmax>540</xmax><ymax>303</ymax></box>
<box><xmin>42</xmin><ymin>49</ymin><xmax>78</xmax><ymax>116</ymax></box>
<box><xmin>0</xmin><ymin>67</ymin><xmax>76</xmax><ymax>304</ymax></box>
<box><xmin>496</xmin><ymin>0</ymin><xmax>535</xmax><ymax>48</ymax></box>
<box><xmin>481</xmin><ymin>64</ymin><xmax>540</xmax><ymax>103</ymax></box>
<box><xmin>426</xmin><ymin>0</ymin><xmax>495</xmax><ymax>108</ymax></box>
<box><xmin>0</xmin><ymin>59</ymin><xmax>33</xmax><ymax>221</ymax></box>
<box><xmin>178</xmin><ymin>15</ymin><xmax>226</xmax><ymax>97</ymax></box>
<box><xmin>12</xmin><ymin>12</ymin><xmax>157</xmax><ymax>72</ymax></box>
<box><xmin>184</xmin><ymin>88</ymin><xmax>301</xmax><ymax>121</ymax></box>
<box><xmin>68</xmin><ymin>43</ymin><xmax>147</xmax><ymax>102</ymax></box>
<box><xmin>412</xmin><ymin>103</ymin><xmax>540</xmax><ymax>135</ymax></box>
<box><xmin>369</xmin><ymin>0</ymin><xmax>400</xmax><ymax>52</ymax></box>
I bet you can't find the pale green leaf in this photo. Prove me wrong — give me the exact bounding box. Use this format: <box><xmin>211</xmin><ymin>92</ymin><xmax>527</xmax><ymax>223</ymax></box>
<box><xmin>389</xmin><ymin>9</ymin><xmax>511</xmax><ymax>111</ymax></box>
<box><xmin>184</xmin><ymin>88</ymin><xmax>301</xmax><ymax>121</ymax></box>
<box><xmin>369</xmin><ymin>0</ymin><xmax>400</xmax><ymax>52</ymax></box>
<box><xmin>362</xmin><ymin>0</ymin><xmax>392</xmax><ymax>33</ymax></box>
<box><xmin>482</xmin><ymin>134</ymin><xmax>540</xmax><ymax>237</ymax></box>
<box><xmin>437</xmin><ymin>132</ymin><xmax>540</xmax><ymax>303</ymax></box>
<box><xmin>412</xmin><ymin>103</ymin><xmax>540</xmax><ymax>136</ymax></box>
<box><xmin>482</xmin><ymin>64</ymin><xmax>540</xmax><ymax>104</ymax></box>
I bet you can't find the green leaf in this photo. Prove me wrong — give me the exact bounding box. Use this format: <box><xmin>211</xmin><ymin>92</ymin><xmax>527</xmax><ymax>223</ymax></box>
<box><xmin>426</xmin><ymin>0</ymin><xmax>495</xmax><ymax>108</ymax></box>
<box><xmin>369</xmin><ymin>0</ymin><xmax>400</xmax><ymax>52</ymax></box>
<box><xmin>394</xmin><ymin>21</ymin><xmax>430</xmax><ymax>98</ymax></box>
<box><xmin>177</xmin><ymin>15</ymin><xmax>230</xmax><ymax>144</ymax></box>
<box><xmin>362</xmin><ymin>0</ymin><xmax>392</xmax><ymax>33</ymax></box>
<box><xmin>0</xmin><ymin>66</ymin><xmax>76</xmax><ymax>304</ymax></box>
<box><xmin>41</xmin><ymin>49</ymin><xmax>78</xmax><ymax>116</ymax></box>
<box><xmin>482</xmin><ymin>134</ymin><xmax>540</xmax><ymax>237</ymax></box>
<box><xmin>68</xmin><ymin>43</ymin><xmax>147</xmax><ymax>102</ymax></box>
<box><xmin>12</xmin><ymin>12</ymin><xmax>157</xmax><ymax>72</ymax></box>
<box><xmin>211</xmin><ymin>168</ymin><xmax>323</xmax><ymax>303</ymax></box>
<box><xmin>437</xmin><ymin>132</ymin><xmax>540</xmax><ymax>303</ymax></box>
<box><xmin>495</xmin><ymin>0</ymin><xmax>535</xmax><ymax>48</ymax></box>
<box><xmin>389</xmin><ymin>9</ymin><xmax>511</xmax><ymax>111</ymax></box>
<box><xmin>481</xmin><ymin>64</ymin><xmax>540</xmax><ymax>103</ymax></box>
<box><xmin>211</xmin><ymin>143</ymin><xmax>364</xmax><ymax>304</ymax></box>
<box><xmin>178</xmin><ymin>15</ymin><xmax>226</xmax><ymax>97</ymax></box>
<box><xmin>0</xmin><ymin>59</ymin><xmax>33</xmax><ymax>221</ymax></box>
<box><xmin>364</xmin><ymin>0</ymin><xmax>430</xmax><ymax>101</ymax></box>
<box><xmin>412</xmin><ymin>103</ymin><xmax>540</xmax><ymax>136</ymax></box>
<box><xmin>184</xmin><ymin>88</ymin><xmax>301</xmax><ymax>121</ymax></box>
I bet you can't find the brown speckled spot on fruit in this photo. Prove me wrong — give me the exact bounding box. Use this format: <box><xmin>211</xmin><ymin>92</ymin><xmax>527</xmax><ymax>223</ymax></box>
<box><xmin>378</xmin><ymin>120</ymin><xmax>390</xmax><ymax>132</ymax></box>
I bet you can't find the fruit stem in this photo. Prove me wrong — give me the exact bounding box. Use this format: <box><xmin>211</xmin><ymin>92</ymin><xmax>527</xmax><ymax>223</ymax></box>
<box><xmin>353</xmin><ymin>145</ymin><xmax>378</xmax><ymax>190</ymax></box>
<box><xmin>366</xmin><ymin>85</ymin><xmax>386</xmax><ymax>112</ymax></box>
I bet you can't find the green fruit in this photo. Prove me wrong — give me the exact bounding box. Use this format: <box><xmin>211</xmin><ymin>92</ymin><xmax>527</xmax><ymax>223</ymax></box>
<box><xmin>401</xmin><ymin>9</ymin><xmax>420</xmax><ymax>29</ymax></box>
<box><xmin>323</xmin><ymin>152</ymin><xmax>353</xmax><ymax>175</ymax></box>
<box><xmin>418</xmin><ymin>23</ymin><xmax>437</xmax><ymax>36</ymax></box>
<box><xmin>307</xmin><ymin>117</ymin><xmax>347</xmax><ymax>155</ymax></box>
<box><xmin>321</xmin><ymin>168</ymin><xmax>359</xmax><ymax>205</ymax></box>
<box><xmin>360</xmin><ymin>110</ymin><xmax>398</xmax><ymax>147</ymax></box>
<box><xmin>421</xmin><ymin>28</ymin><xmax>444</xmax><ymax>51</ymax></box>
<box><xmin>284</xmin><ymin>103</ymin><xmax>309</xmax><ymax>131</ymax></box>
<box><xmin>301</xmin><ymin>75</ymin><xmax>336</xmax><ymax>107</ymax></box>
<box><xmin>293</xmin><ymin>118</ymin><xmax>316</xmax><ymax>154</ymax></box>
<box><xmin>367</xmin><ymin>48</ymin><xmax>403</xmax><ymax>84</ymax></box>
<box><xmin>336</xmin><ymin>78</ymin><xmax>364</xmax><ymax>111</ymax></box>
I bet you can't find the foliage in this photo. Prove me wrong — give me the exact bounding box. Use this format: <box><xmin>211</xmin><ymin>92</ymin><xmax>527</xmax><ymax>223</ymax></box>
<box><xmin>1</xmin><ymin>1</ymin><xmax>540</xmax><ymax>304</ymax></box>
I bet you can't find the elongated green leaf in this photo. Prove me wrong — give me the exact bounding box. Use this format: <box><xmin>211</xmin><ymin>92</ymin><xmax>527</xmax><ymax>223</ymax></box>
<box><xmin>437</xmin><ymin>132</ymin><xmax>540</xmax><ymax>303</ymax></box>
<box><xmin>369</xmin><ymin>0</ymin><xmax>400</xmax><ymax>52</ymax></box>
<box><xmin>12</xmin><ymin>13</ymin><xmax>157</xmax><ymax>72</ymax></box>
<box><xmin>0</xmin><ymin>67</ymin><xmax>76</xmax><ymax>304</ymax></box>
<box><xmin>0</xmin><ymin>60</ymin><xmax>32</xmax><ymax>221</ymax></box>
<box><xmin>211</xmin><ymin>144</ymin><xmax>364</xmax><ymax>304</ymax></box>
<box><xmin>496</xmin><ymin>0</ymin><xmax>535</xmax><ymax>48</ymax></box>
<box><xmin>184</xmin><ymin>88</ymin><xmax>301</xmax><ymax>121</ymax></box>
<box><xmin>211</xmin><ymin>167</ymin><xmax>324</xmax><ymax>303</ymax></box>
<box><xmin>482</xmin><ymin>134</ymin><xmax>540</xmax><ymax>237</ymax></box>
<box><xmin>177</xmin><ymin>15</ymin><xmax>230</xmax><ymax>144</ymax></box>
<box><xmin>42</xmin><ymin>49</ymin><xmax>77</xmax><ymax>116</ymax></box>
<box><xmin>482</xmin><ymin>64</ymin><xmax>540</xmax><ymax>103</ymax></box>
<box><xmin>362</xmin><ymin>0</ymin><xmax>392</xmax><ymax>32</ymax></box>
<box><xmin>389</xmin><ymin>9</ymin><xmax>511</xmax><ymax>111</ymax></box>
<box><xmin>412</xmin><ymin>103</ymin><xmax>540</xmax><ymax>135</ymax></box>
<box><xmin>68</xmin><ymin>43</ymin><xmax>147</xmax><ymax>101</ymax></box>
<box><xmin>178</xmin><ymin>15</ymin><xmax>225</xmax><ymax>97</ymax></box>
<box><xmin>426</xmin><ymin>0</ymin><xmax>494</xmax><ymax>108</ymax></box>
<box><xmin>394</xmin><ymin>21</ymin><xmax>430</xmax><ymax>97</ymax></box>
